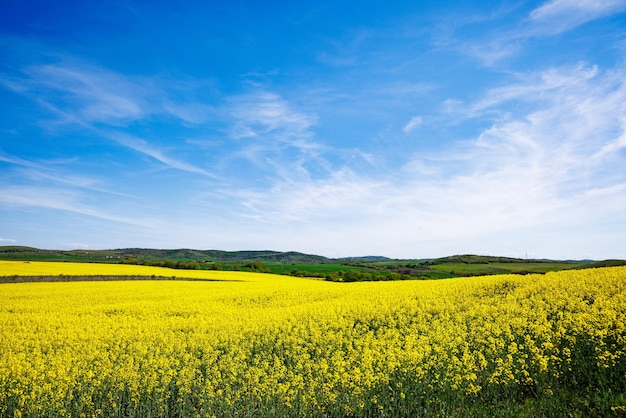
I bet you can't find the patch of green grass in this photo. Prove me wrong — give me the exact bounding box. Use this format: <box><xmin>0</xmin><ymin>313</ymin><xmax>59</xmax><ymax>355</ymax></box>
<box><xmin>428</xmin><ymin>262</ymin><xmax>583</xmax><ymax>276</ymax></box>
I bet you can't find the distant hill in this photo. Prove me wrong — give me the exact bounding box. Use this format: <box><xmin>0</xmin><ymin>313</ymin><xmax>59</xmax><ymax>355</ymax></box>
<box><xmin>427</xmin><ymin>254</ymin><xmax>536</xmax><ymax>264</ymax></box>
<box><xmin>0</xmin><ymin>246</ymin><xmax>330</xmax><ymax>263</ymax></box>
<box><xmin>1</xmin><ymin>247</ymin><xmax>622</xmax><ymax>268</ymax></box>
<box><xmin>336</xmin><ymin>255</ymin><xmax>390</xmax><ymax>262</ymax></box>
<box><xmin>117</xmin><ymin>248</ymin><xmax>330</xmax><ymax>263</ymax></box>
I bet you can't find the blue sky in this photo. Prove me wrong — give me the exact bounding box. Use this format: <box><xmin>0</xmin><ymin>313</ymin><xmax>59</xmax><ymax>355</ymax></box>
<box><xmin>1</xmin><ymin>0</ymin><xmax>626</xmax><ymax>259</ymax></box>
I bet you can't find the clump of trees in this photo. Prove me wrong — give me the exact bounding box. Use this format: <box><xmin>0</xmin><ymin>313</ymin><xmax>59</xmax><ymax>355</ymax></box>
<box><xmin>119</xmin><ymin>257</ymin><xmax>272</xmax><ymax>273</ymax></box>
<box><xmin>322</xmin><ymin>270</ymin><xmax>414</xmax><ymax>282</ymax></box>
<box><xmin>242</xmin><ymin>261</ymin><xmax>271</xmax><ymax>273</ymax></box>
<box><xmin>120</xmin><ymin>257</ymin><xmax>201</xmax><ymax>270</ymax></box>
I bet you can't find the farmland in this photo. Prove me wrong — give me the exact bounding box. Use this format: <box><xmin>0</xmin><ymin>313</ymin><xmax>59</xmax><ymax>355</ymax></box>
<box><xmin>1</xmin><ymin>261</ymin><xmax>625</xmax><ymax>417</ymax></box>
<box><xmin>2</xmin><ymin>246</ymin><xmax>624</xmax><ymax>281</ymax></box>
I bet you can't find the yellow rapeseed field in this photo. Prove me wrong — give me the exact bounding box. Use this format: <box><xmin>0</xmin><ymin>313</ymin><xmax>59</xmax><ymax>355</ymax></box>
<box><xmin>0</xmin><ymin>261</ymin><xmax>625</xmax><ymax>417</ymax></box>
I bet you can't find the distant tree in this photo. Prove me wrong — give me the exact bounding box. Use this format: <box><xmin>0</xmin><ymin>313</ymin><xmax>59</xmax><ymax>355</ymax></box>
<box><xmin>344</xmin><ymin>270</ymin><xmax>360</xmax><ymax>282</ymax></box>
<box><xmin>244</xmin><ymin>261</ymin><xmax>269</xmax><ymax>272</ymax></box>
<box><xmin>325</xmin><ymin>273</ymin><xmax>342</xmax><ymax>282</ymax></box>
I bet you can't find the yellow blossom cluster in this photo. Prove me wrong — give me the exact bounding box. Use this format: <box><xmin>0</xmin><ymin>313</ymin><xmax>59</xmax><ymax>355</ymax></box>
<box><xmin>0</xmin><ymin>261</ymin><xmax>625</xmax><ymax>416</ymax></box>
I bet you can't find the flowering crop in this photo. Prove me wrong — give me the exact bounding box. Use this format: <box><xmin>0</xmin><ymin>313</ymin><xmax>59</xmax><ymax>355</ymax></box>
<box><xmin>1</xmin><ymin>261</ymin><xmax>625</xmax><ymax>416</ymax></box>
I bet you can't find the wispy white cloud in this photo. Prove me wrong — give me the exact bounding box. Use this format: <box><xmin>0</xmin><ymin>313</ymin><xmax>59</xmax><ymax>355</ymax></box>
<box><xmin>162</xmin><ymin>101</ymin><xmax>215</xmax><ymax>125</ymax></box>
<box><xmin>229</xmin><ymin>91</ymin><xmax>316</xmax><ymax>140</ymax></box>
<box><xmin>20</xmin><ymin>63</ymin><xmax>149</xmax><ymax>124</ymax></box>
<box><xmin>0</xmin><ymin>238</ymin><xmax>17</xmax><ymax>243</ymax></box>
<box><xmin>109</xmin><ymin>134</ymin><xmax>219</xmax><ymax>179</ymax></box>
<box><xmin>470</xmin><ymin>63</ymin><xmax>599</xmax><ymax>115</ymax></box>
<box><xmin>528</xmin><ymin>0</ymin><xmax>626</xmax><ymax>35</ymax></box>
<box><xmin>0</xmin><ymin>186</ymin><xmax>157</xmax><ymax>227</ymax></box>
<box><xmin>403</xmin><ymin>116</ymin><xmax>422</xmax><ymax>133</ymax></box>
<box><xmin>0</xmin><ymin>151</ymin><xmax>134</xmax><ymax>197</ymax></box>
<box><xmin>593</xmin><ymin>130</ymin><xmax>626</xmax><ymax>160</ymax></box>
<box><xmin>437</xmin><ymin>0</ymin><xmax>626</xmax><ymax>66</ymax></box>
<box><xmin>225</xmin><ymin>91</ymin><xmax>329</xmax><ymax>181</ymax></box>
<box><xmin>2</xmin><ymin>55</ymin><xmax>218</xmax><ymax>127</ymax></box>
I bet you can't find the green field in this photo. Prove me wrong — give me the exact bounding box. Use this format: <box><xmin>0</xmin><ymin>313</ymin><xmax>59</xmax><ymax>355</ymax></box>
<box><xmin>427</xmin><ymin>261</ymin><xmax>580</xmax><ymax>275</ymax></box>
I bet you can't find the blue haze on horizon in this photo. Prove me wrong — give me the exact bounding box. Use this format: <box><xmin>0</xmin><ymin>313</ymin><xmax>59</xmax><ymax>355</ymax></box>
<box><xmin>1</xmin><ymin>0</ymin><xmax>626</xmax><ymax>259</ymax></box>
